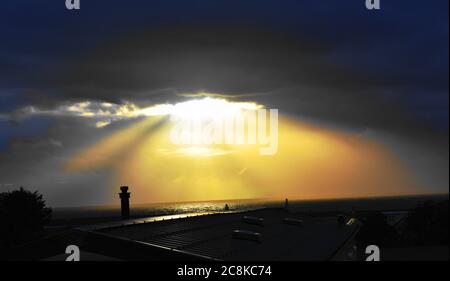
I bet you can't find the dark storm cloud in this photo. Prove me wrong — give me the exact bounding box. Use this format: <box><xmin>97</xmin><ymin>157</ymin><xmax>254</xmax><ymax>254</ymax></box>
<box><xmin>1</xmin><ymin>0</ymin><xmax>447</xmax><ymax>134</ymax></box>
<box><xmin>38</xmin><ymin>25</ymin><xmax>447</xmax><ymax>135</ymax></box>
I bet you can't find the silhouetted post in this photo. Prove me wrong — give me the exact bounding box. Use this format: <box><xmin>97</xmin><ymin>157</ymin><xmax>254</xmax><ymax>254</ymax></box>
<box><xmin>119</xmin><ymin>186</ymin><xmax>130</xmax><ymax>219</ymax></box>
<box><xmin>284</xmin><ymin>198</ymin><xmax>289</xmax><ymax>210</ymax></box>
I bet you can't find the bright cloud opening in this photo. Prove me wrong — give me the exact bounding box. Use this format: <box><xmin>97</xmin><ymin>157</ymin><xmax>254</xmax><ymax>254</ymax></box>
<box><xmin>11</xmin><ymin>96</ymin><xmax>263</xmax><ymax>128</ymax></box>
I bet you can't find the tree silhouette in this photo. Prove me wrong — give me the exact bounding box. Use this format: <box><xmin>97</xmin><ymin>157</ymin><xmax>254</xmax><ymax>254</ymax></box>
<box><xmin>401</xmin><ymin>200</ymin><xmax>449</xmax><ymax>246</ymax></box>
<box><xmin>356</xmin><ymin>212</ymin><xmax>399</xmax><ymax>248</ymax></box>
<box><xmin>0</xmin><ymin>187</ymin><xmax>52</xmax><ymax>247</ymax></box>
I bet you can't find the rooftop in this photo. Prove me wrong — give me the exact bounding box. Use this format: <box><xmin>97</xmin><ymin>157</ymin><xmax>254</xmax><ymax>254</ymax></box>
<box><xmin>97</xmin><ymin>208</ymin><xmax>359</xmax><ymax>261</ymax></box>
<box><xmin>1</xmin><ymin>208</ymin><xmax>359</xmax><ymax>261</ymax></box>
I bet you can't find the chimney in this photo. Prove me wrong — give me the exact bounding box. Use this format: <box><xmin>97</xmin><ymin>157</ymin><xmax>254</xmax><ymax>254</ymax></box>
<box><xmin>119</xmin><ymin>186</ymin><xmax>130</xmax><ymax>219</ymax></box>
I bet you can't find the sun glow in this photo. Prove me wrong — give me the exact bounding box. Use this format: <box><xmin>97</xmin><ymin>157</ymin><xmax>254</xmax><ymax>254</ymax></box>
<box><xmin>164</xmin><ymin>147</ymin><xmax>236</xmax><ymax>157</ymax></box>
<box><xmin>171</xmin><ymin>98</ymin><xmax>262</xmax><ymax>119</ymax></box>
<box><xmin>137</xmin><ymin>97</ymin><xmax>273</xmax><ymax>156</ymax></box>
<box><xmin>137</xmin><ymin>97</ymin><xmax>263</xmax><ymax>120</ymax></box>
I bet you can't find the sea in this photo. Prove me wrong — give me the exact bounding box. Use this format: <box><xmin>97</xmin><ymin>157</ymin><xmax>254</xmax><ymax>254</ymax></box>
<box><xmin>50</xmin><ymin>193</ymin><xmax>448</xmax><ymax>226</ymax></box>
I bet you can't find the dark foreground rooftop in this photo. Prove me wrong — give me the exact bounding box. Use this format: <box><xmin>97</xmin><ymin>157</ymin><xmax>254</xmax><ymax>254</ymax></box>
<box><xmin>97</xmin><ymin>208</ymin><xmax>359</xmax><ymax>261</ymax></box>
<box><xmin>1</xmin><ymin>208</ymin><xmax>359</xmax><ymax>261</ymax></box>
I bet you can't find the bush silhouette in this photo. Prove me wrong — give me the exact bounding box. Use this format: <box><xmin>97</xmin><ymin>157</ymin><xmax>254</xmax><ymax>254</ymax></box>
<box><xmin>402</xmin><ymin>200</ymin><xmax>449</xmax><ymax>246</ymax></box>
<box><xmin>356</xmin><ymin>212</ymin><xmax>399</xmax><ymax>248</ymax></box>
<box><xmin>0</xmin><ymin>187</ymin><xmax>52</xmax><ymax>247</ymax></box>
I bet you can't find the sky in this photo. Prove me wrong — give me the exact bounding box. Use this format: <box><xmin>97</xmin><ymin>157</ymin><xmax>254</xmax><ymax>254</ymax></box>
<box><xmin>0</xmin><ymin>0</ymin><xmax>448</xmax><ymax>207</ymax></box>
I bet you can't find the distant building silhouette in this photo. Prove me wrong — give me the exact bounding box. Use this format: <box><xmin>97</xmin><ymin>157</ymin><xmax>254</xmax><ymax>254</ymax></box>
<box><xmin>119</xmin><ymin>186</ymin><xmax>130</xmax><ymax>219</ymax></box>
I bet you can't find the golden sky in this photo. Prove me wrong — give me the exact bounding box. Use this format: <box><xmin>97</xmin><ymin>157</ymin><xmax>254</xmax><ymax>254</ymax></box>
<box><xmin>65</xmin><ymin>106</ymin><xmax>419</xmax><ymax>204</ymax></box>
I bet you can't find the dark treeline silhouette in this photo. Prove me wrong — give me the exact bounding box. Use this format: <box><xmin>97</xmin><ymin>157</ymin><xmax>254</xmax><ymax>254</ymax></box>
<box><xmin>401</xmin><ymin>200</ymin><xmax>449</xmax><ymax>246</ymax></box>
<box><xmin>0</xmin><ymin>187</ymin><xmax>52</xmax><ymax>248</ymax></box>
<box><xmin>357</xmin><ymin>199</ymin><xmax>449</xmax><ymax>248</ymax></box>
<box><xmin>356</xmin><ymin>212</ymin><xmax>399</xmax><ymax>247</ymax></box>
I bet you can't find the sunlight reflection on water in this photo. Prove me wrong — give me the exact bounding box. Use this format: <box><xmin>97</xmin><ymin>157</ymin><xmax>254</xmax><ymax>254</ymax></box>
<box><xmin>52</xmin><ymin>199</ymin><xmax>282</xmax><ymax>220</ymax></box>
